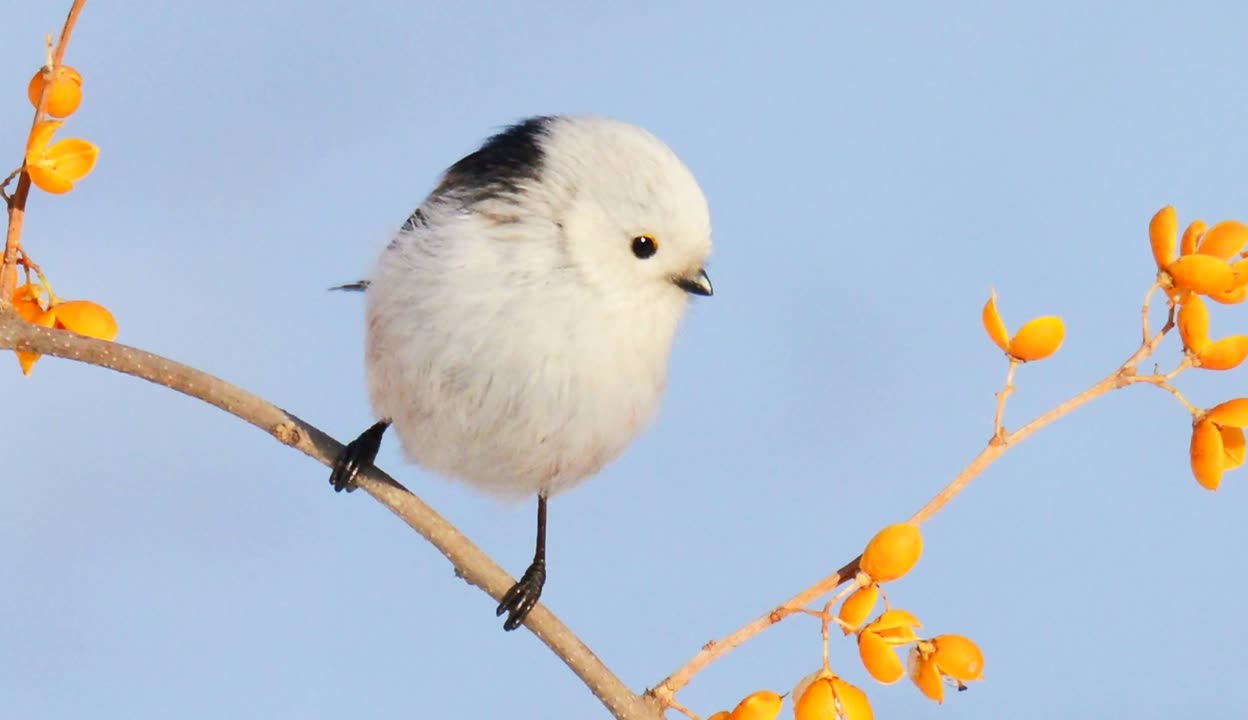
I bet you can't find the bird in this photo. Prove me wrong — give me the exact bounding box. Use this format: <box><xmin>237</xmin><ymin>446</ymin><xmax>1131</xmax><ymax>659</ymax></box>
<box><xmin>330</xmin><ymin>115</ymin><xmax>713</xmax><ymax>631</ymax></box>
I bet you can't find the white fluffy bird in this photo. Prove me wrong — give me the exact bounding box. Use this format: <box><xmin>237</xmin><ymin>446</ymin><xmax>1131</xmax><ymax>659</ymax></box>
<box><xmin>331</xmin><ymin>115</ymin><xmax>713</xmax><ymax>630</ymax></box>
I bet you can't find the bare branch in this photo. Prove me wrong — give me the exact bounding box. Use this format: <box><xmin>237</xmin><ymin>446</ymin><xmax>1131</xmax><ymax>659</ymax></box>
<box><xmin>0</xmin><ymin>309</ymin><xmax>661</xmax><ymax>720</ymax></box>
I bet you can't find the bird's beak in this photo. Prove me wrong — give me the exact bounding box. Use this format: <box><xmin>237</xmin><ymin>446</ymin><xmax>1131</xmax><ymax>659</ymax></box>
<box><xmin>674</xmin><ymin>268</ymin><xmax>713</xmax><ymax>297</ymax></box>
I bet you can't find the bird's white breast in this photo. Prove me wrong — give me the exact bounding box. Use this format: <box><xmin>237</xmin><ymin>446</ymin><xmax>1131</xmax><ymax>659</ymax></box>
<box><xmin>364</xmin><ymin>214</ymin><xmax>686</xmax><ymax>499</ymax></box>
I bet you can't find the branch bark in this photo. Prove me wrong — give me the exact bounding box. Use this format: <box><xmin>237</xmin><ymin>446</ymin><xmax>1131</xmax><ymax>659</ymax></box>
<box><xmin>0</xmin><ymin>308</ymin><xmax>662</xmax><ymax>720</ymax></box>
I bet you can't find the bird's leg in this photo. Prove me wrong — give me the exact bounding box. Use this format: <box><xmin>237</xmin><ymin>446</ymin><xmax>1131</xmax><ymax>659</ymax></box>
<box><xmin>329</xmin><ymin>420</ymin><xmax>390</xmax><ymax>492</ymax></box>
<box><xmin>496</xmin><ymin>494</ymin><xmax>547</xmax><ymax>631</ymax></box>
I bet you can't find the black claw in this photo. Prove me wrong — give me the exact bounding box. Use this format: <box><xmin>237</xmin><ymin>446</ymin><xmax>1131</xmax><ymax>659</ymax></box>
<box><xmin>496</xmin><ymin>559</ymin><xmax>546</xmax><ymax>631</ymax></box>
<box><xmin>330</xmin><ymin>420</ymin><xmax>390</xmax><ymax>492</ymax></box>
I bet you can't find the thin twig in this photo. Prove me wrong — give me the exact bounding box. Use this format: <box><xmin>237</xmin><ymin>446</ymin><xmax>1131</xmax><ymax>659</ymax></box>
<box><xmin>51</xmin><ymin>0</ymin><xmax>87</xmax><ymax>67</ymax></box>
<box><xmin>992</xmin><ymin>359</ymin><xmax>1020</xmax><ymax>440</ymax></box>
<box><xmin>0</xmin><ymin>310</ymin><xmax>662</xmax><ymax>720</ymax></box>
<box><xmin>1141</xmin><ymin>282</ymin><xmax>1162</xmax><ymax>344</ymax></box>
<box><xmin>1128</xmin><ymin>374</ymin><xmax>1200</xmax><ymax>415</ymax></box>
<box><xmin>665</xmin><ymin>696</ymin><xmax>701</xmax><ymax>720</ymax></box>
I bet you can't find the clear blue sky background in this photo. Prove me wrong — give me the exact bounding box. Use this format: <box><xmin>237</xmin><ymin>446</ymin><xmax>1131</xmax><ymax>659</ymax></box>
<box><xmin>4</xmin><ymin>2</ymin><xmax>1247</xmax><ymax>718</ymax></box>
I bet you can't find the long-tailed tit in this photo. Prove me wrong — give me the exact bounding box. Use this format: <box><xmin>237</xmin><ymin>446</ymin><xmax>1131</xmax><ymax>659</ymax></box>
<box><xmin>331</xmin><ymin>115</ymin><xmax>712</xmax><ymax>630</ymax></box>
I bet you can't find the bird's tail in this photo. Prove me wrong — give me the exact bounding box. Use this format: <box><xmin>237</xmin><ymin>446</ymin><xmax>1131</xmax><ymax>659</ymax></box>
<box><xmin>329</xmin><ymin>280</ymin><xmax>370</xmax><ymax>292</ymax></box>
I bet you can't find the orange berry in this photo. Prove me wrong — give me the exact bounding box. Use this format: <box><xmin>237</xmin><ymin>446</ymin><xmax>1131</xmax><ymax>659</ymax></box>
<box><xmin>1007</xmin><ymin>316</ymin><xmax>1065</xmax><ymax>361</ymax></box>
<box><xmin>51</xmin><ymin>299</ymin><xmax>117</xmax><ymax>340</ymax></box>
<box><xmin>858</xmin><ymin>630</ymin><xmax>905</xmax><ymax>684</ymax></box>
<box><xmin>728</xmin><ymin>690</ymin><xmax>782</xmax><ymax>720</ymax></box>
<box><xmin>1197</xmin><ymin>220</ymin><xmax>1248</xmax><ymax>261</ymax></box>
<box><xmin>829</xmin><ymin>678</ymin><xmax>872</xmax><ymax>720</ymax></box>
<box><xmin>1149</xmin><ymin>205</ymin><xmax>1177</xmax><ymax>268</ymax></box>
<box><xmin>930</xmin><ymin>634</ymin><xmax>984</xmax><ymax>682</ymax></box>
<box><xmin>1196</xmin><ymin>336</ymin><xmax>1248</xmax><ymax>371</ymax></box>
<box><xmin>981</xmin><ymin>293</ymin><xmax>1010</xmax><ymax>353</ymax></box>
<box><xmin>11</xmin><ymin>283</ymin><xmax>45</xmax><ymax>323</ymax></box>
<box><xmin>1177</xmin><ymin>296</ymin><xmax>1210</xmax><ymax>353</ymax></box>
<box><xmin>793</xmin><ymin>673</ymin><xmax>873</xmax><ymax>720</ymax></box>
<box><xmin>1221</xmin><ymin>426</ymin><xmax>1246</xmax><ymax>471</ymax></box>
<box><xmin>708</xmin><ymin>713</ymin><xmax>731</xmax><ymax>720</ymax></box>
<box><xmin>1167</xmin><ymin>254</ymin><xmax>1236</xmax><ymax>296</ymax></box>
<box><xmin>793</xmin><ymin>674</ymin><xmax>837</xmax><ymax>720</ymax></box>
<box><xmin>862</xmin><ymin>609</ymin><xmax>923</xmax><ymax>645</ymax></box>
<box><xmin>1207</xmin><ymin>399</ymin><xmax>1248</xmax><ymax>428</ymax></box>
<box><xmin>838</xmin><ymin>583</ymin><xmax>879</xmax><ymax>634</ymax></box>
<box><xmin>907</xmin><ymin>645</ymin><xmax>944</xmax><ymax>703</ymax></box>
<box><xmin>27</xmin><ymin>65</ymin><xmax>83</xmax><ymax>117</ymax></box>
<box><xmin>1180</xmin><ymin>220</ymin><xmax>1208</xmax><ymax>257</ymax></box>
<box><xmin>24</xmin><ymin>120</ymin><xmax>99</xmax><ymax>195</ymax></box>
<box><xmin>860</xmin><ymin>523</ymin><xmax>923</xmax><ymax>582</ymax></box>
<box><xmin>1191</xmin><ymin>418</ymin><xmax>1225</xmax><ymax>491</ymax></box>
<box><xmin>1208</xmin><ymin>284</ymin><xmax>1248</xmax><ymax>305</ymax></box>
<box><xmin>15</xmin><ymin>307</ymin><xmax>56</xmax><ymax>376</ymax></box>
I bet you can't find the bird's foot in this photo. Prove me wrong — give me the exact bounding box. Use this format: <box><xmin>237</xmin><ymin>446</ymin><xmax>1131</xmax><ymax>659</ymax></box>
<box><xmin>329</xmin><ymin>420</ymin><xmax>390</xmax><ymax>492</ymax></box>
<box><xmin>496</xmin><ymin>559</ymin><xmax>545</xmax><ymax>631</ymax></box>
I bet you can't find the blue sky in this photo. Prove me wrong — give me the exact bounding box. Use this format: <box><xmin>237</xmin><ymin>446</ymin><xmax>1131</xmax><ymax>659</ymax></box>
<box><xmin>4</xmin><ymin>2</ymin><xmax>1248</xmax><ymax>718</ymax></box>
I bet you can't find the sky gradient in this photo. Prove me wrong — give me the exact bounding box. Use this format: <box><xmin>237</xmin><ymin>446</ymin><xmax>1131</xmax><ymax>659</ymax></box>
<box><xmin>4</xmin><ymin>2</ymin><xmax>1248</xmax><ymax>718</ymax></box>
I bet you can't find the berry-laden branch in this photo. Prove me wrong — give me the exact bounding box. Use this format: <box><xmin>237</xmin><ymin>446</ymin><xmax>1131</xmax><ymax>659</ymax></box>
<box><xmin>1</xmin><ymin>0</ymin><xmax>87</xmax><ymax>299</ymax></box>
<box><xmin>0</xmin><ymin>309</ymin><xmax>664</xmax><ymax>720</ymax></box>
<box><xmin>648</xmin><ymin>203</ymin><xmax>1248</xmax><ymax>713</ymax></box>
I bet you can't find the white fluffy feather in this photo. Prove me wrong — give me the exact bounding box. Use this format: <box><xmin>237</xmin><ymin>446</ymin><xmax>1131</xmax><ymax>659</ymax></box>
<box><xmin>364</xmin><ymin>115</ymin><xmax>711</xmax><ymax>498</ymax></box>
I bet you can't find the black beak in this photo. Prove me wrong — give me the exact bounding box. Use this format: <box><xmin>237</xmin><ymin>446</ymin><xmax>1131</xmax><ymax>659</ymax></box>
<box><xmin>675</xmin><ymin>268</ymin><xmax>713</xmax><ymax>296</ymax></box>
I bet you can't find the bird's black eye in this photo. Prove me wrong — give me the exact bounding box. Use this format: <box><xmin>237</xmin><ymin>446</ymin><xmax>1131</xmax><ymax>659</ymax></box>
<box><xmin>631</xmin><ymin>235</ymin><xmax>658</xmax><ymax>259</ymax></box>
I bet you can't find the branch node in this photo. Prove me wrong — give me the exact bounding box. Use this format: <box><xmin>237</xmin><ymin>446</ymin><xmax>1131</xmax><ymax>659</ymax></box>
<box><xmin>271</xmin><ymin>421</ymin><xmax>302</xmax><ymax>446</ymax></box>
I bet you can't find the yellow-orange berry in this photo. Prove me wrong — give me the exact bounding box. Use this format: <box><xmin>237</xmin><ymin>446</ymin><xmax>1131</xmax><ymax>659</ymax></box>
<box><xmin>838</xmin><ymin>583</ymin><xmax>879</xmax><ymax>635</ymax></box>
<box><xmin>15</xmin><ymin>307</ymin><xmax>56</xmax><ymax>376</ymax></box>
<box><xmin>930</xmin><ymin>634</ymin><xmax>984</xmax><ymax>682</ymax></box>
<box><xmin>1209</xmin><ymin>284</ymin><xmax>1248</xmax><ymax>305</ymax></box>
<box><xmin>708</xmin><ymin>713</ymin><xmax>731</xmax><ymax>720</ymax></box>
<box><xmin>981</xmin><ymin>293</ymin><xmax>1010</xmax><ymax>353</ymax></box>
<box><xmin>1007</xmin><ymin>316</ymin><xmax>1065</xmax><ymax>361</ymax></box>
<box><xmin>829</xmin><ymin>678</ymin><xmax>872</xmax><ymax>720</ymax></box>
<box><xmin>793</xmin><ymin>675</ymin><xmax>834</xmax><ymax>720</ymax></box>
<box><xmin>11</xmin><ymin>283</ymin><xmax>45</xmax><ymax>322</ymax></box>
<box><xmin>1221</xmin><ymin>426</ymin><xmax>1246</xmax><ymax>471</ymax></box>
<box><xmin>51</xmin><ymin>300</ymin><xmax>118</xmax><ymax>341</ymax></box>
<box><xmin>862</xmin><ymin>609</ymin><xmax>923</xmax><ymax>645</ymax></box>
<box><xmin>1149</xmin><ymin>205</ymin><xmax>1177</xmax><ymax>268</ymax></box>
<box><xmin>28</xmin><ymin>65</ymin><xmax>83</xmax><ymax>117</ymax></box>
<box><xmin>1197</xmin><ymin>220</ymin><xmax>1248</xmax><ymax>261</ymax></box>
<box><xmin>728</xmin><ymin>690</ymin><xmax>782</xmax><ymax>720</ymax></box>
<box><xmin>1178</xmin><ymin>296</ymin><xmax>1210</xmax><ymax>353</ymax></box>
<box><xmin>1180</xmin><ymin>220</ymin><xmax>1207</xmax><ymax>257</ymax></box>
<box><xmin>1191</xmin><ymin>418</ymin><xmax>1225</xmax><ymax>491</ymax></box>
<box><xmin>24</xmin><ymin>120</ymin><xmax>100</xmax><ymax>195</ymax></box>
<box><xmin>860</xmin><ymin>523</ymin><xmax>923</xmax><ymax>582</ymax></box>
<box><xmin>1196</xmin><ymin>336</ymin><xmax>1248</xmax><ymax>371</ymax></box>
<box><xmin>1208</xmin><ymin>399</ymin><xmax>1248</xmax><ymax>428</ymax></box>
<box><xmin>794</xmin><ymin>673</ymin><xmax>873</xmax><ymax>720</ymax></box>
<box><xmin>858</xmin><ymin>629</ymin><xmax>905</xmax><ymax>684</ymax></box>
<box><xmin>1167</xmin><ymin>254</ymin><xmax>1236</xmax><ymax>296</ymax></box>
<box><xmin>907</xmin><ymin>645</ymin><xmax>944</xmax><ymax>703</ymax></box>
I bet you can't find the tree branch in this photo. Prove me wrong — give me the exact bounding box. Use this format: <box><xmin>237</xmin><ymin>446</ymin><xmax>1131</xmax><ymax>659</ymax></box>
<box><xmin>650</xmin><ymin>300</ymin><xmax>1179</xmax><ymax>702</ymax></box>
<box><xmin>0</xmin><ymin>308</ymin><xmax>662</xmax><ymax>720</ymax></box>
<box><xmin>2</xmin><ymin>0</ymin><xmax>88</xmax><ymax>300</ymax></box>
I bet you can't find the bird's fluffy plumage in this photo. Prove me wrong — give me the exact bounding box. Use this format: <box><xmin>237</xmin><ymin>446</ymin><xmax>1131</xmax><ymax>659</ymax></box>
<box><xmin>364</xmin><ymin>115</ymin><xmax>711</xmax><ymax>498</ymax></box>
